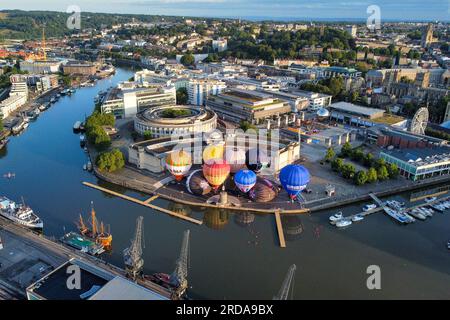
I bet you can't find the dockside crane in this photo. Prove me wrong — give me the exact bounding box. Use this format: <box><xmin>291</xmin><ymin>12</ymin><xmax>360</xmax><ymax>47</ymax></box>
<box><xmin>170</xmin><ymin>229</ymin><xmax>190</xmax><ymax>298</ymax></box>
<box><xmin>273</xmin><ymin>264</ymin><xmax>296</xmax><ymax>300</ymax></box>
<box><xmin>124</xmin><ymin>216</ymin><xmax>145</xmax><ymax>280</ymax></box>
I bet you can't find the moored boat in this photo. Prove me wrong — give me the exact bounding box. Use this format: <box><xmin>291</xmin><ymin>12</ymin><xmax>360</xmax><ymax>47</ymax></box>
<box><xmin>362</xmin><ymin>204</ymin><xmax>377</xmax><ymax>212</ymax></box>
<box><xmin>61</xmin><ymin>232</ymin><xmax>105</xmax><ymax>256</ymax></box>
<box><xmin>0</xmin><ymin>196</ymin><xmax>43</xmax><ymax>229</ymax></box>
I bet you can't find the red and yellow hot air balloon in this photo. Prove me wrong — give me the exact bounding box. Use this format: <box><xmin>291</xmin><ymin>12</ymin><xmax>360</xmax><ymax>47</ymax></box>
<box><xmin>203</xmin><ymin>144</ymin><xmax>224</xmax><ymax>164</ymax></box>
<box><xmin>165</xmin><ymin>150</ymin><xmax>192</xmax><ymax>181</ymax></box>
<box><xmin>202</xmin><ymin>159</ymin><xmax>231</xmax><ymax>191</ymax></box>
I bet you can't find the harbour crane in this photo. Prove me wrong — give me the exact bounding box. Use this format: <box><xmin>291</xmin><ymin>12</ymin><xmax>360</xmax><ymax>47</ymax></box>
<box><xmin>273</xmin><ymin>264</ymin><xmax>296</xmax><ymax>300</ymax></box>
<box><xmin>170</xmin><ymin>229</ymin><xmax>190</xmax><ymax>298</ymax></box>
<box><xmin>124</xmin><ymin>216</ymin><xmax>145</xmax><ymax>280</ymax></box>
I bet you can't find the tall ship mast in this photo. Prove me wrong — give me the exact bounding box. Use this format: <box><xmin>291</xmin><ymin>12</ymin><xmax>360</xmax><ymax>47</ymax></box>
<box><xmin>77</xmin><ymin>202</ymin><xmax>112</xmax><ymax>249</ymax></box>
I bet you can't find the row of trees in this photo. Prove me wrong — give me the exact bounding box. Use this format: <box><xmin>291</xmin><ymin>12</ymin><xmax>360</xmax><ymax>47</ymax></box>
<box><xmin>325</xmin><ymin>143</ymin><xmax>399</xmax><ymax>186</ymax></box>
<box><xmin>96</xmin><ymin>148</ymin><xmax>125</xmax><ymax>173</ymax></box>
<box><xmin>85</xmin><ymin>111</ymin><xmax>115</xmax><ymax>151</ymax></box>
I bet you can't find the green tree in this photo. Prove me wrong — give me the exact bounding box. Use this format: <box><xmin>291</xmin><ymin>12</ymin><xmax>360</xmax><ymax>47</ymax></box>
<box><xmin>377</xmin><ymin>165</ymin><xmax>389</xmax><ymax>181</ymax></box>
<box><xmin>180</xmin><ymin>53</ymin><xmax>195</xmax><ymax>66</ymax></box>
<box><xmin>354</xmin><ymin>170</ymin><xmax>368</xmax><ymax>186</ymax></box>
<box><xmin>96</xmin><ymin>149</ymin><xmax>125</xmax><ymax>173</ymax></box>
<box><xmin>351</xmin><ymin>148</ymin><xmax>364</xmax><ymax>162</ymax></box>
<box><xmin>387</xmin><ymin>163</ymin><xmax>399</xmax><ymax>179</ymax></box>
<box><xmin>340</xmin><ymin>142</ymin><xmax>352</xmax><ymax>158</ymax></box>
<box><xmin>331</xmin><ymin>158</ymin><xmax>344</xmax><ymax>172</ymax></box>
<box><xmin>239</xmin><ymin>120</ymin><xmax>258</xmax><ymax>132</ymax></box>
<box><xmin>375</xmin><ymin>158</ymin><xmax>386</xmax><ymax>169</ymax></box>
<box><xmin>341</xmin><ymin>163</ymin><xmax>356</xmax><ymax>179</ymax></box>
<box><xmin>143</xmin><ymin>131</ymin><xmax>153</xmax><ymax>140</ymax></box>
<box><xmin>364</xmin><ymin>153</ymin><xmax>374</xmax><ymax>167</ymax></box>
<box><xmin>324</xmin><ymin>147</ymin><xmax>335</xmax><ymax>162</ymax></box>
<box><xmin>176</xmin><ymin>87</ymin><xmax>188</xmax><ymax>105</ymax></box>
<box><xmin>0</xmin><ymin>118</ymin><xmax>3</xmax><ymax>132</ymax></box>
<box><xmin>367</xmin><ymin>167</ymin><xmax>378</xmax><ymax>183</ymax></box>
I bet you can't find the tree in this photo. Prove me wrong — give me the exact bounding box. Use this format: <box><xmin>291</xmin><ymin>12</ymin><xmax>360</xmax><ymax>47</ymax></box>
<box><xmin>341</xmin><ymin>163</ymin><xmax>356</xmax><ymax>179</ymax></box>
<box><xmin>176</xmin><ymin>88</ymin><xmax>188</xmax><ymax>105</ymax></box>
<box><xmin>0</xmin><ymin>118</ymin><xmax>3</xmax><ymax>132</ymax></box>
<box><xmin>387</xmin><ymin>163</ymin><xmax>399</xmax><ymax>179</ymax></box>
<box><xmin>354</xmin><ymin>170</ymin><xmax>368</xmax><ymax>186</ymax></box>
<box><xmin>351</xmin><ymin>148</ymin><xmax>364</xmax><ymax>162</ymax></box>
<box><xmin>143</xmin><ymin>131</ymin><xmax>153</xmax><ymax>140</ymax></box>
<box><xmin>96</xmin><ymin>149</ymin><xmax>125</xmax><ymax>173</ymax></box>
<box><xmin>367</xmin><ymin>167</ymin><xmax>378</xmax><ymax>183</ymax></box>
<box><xmin>324</xmin><ymin>147</ymin><xmax>335</xmax><ymax>162</ymax></box>
<box><xmin>377</xmin><ymin>165</ymin><xmax>389</xmax><ymax>181</ymax></box>
<box><xmin>331</xmin><ymin>158</ymin><xmax>344</xmax><ymax>172</ymax></box>
<box><xmin>239</xmin><ymin>120</ymin><xmax>258</xmax><ymax>132</ymax></box>
<box><xmin>340</xmin><ymin>142</ymin><xmax>352</xmax><ymax>158</ymax></box>
<box><xmin>180</xmin><ymin>53</ymin><xmax>195</xmax><ymax>66</ymax></box>
<box><xmin>364</xmin><ymin>153</ymin><xmax>374</xmax><ymax>167</ymax></box>
<box><xmin>375</xmin><ymin>158</ymin><xmax>386</xmax><ymax>169</ymax></box>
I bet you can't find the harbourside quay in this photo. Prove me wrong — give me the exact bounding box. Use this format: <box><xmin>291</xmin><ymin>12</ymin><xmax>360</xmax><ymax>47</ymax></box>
<box><xmin>1</xmin><ymin>67</ymin><xmax>450</xmax><ymax>299</ymax></box>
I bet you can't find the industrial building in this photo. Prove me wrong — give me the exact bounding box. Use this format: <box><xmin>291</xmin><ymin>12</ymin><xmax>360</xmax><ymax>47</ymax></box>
<box><xmin>133</xmin><ymin>105</ymin><xmax>217</xmax><ymax>137</ymax></box>
<box><xmin>19</xmin><ymin>60</ymin><xmax>61</xmax><ymax>74</ymax></box>
<box><xmin>366</xmin><ymin>126</ymin><xmax>446</xmax><ymax>149</ymax></box>
<box><xmin>62</xmin><ymin>61</ymin><xmax>97</xmax><ymax>76</ymax></box>
<box><xmin>381</xmin><ymin>147</ymin><xmax>450</xmax><ymax>181</ymax></box>
<box><xmin>26</xmin><ymin>259</ymin><xmax>169</xmax><ymax>300</ymax></box>
<box><xmin>206</xmin><ymin>89</ymin><xmax>291</xmax><ymax>124</ymax></box>
<box><xmin>101</xmin><ymin>83</ymin><xmax>176</xmax><ymax>118</ymax></box>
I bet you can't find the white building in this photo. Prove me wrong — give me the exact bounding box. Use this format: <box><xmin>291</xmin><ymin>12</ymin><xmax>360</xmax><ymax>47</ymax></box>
<box><xmin>346</xmin><ymin>25</ymin><xmax>357</xmax><ymax>38</ymax></box>
<box><xmin>19</xmin><ymin>60</ymin><xmax>61</xmax><ymax>74</ymax></box>
<box><xmin>187</xmin><ymin>79</ymin><xmax>227</xmax><ymax>106</ymax></box>
<box><xmin>286</xmin><ymin>89</ymin><xmax>332</xmax><ymax>110</ymax></box>
<box><xmin>212</xmin><ymin>39</ymin><xmax>228</xmax><ymax>52</ymax></box>
<box><xmin>0</xmin><ymin>94</ymin><xmax>28</xmax><ymax>119</ymax></box>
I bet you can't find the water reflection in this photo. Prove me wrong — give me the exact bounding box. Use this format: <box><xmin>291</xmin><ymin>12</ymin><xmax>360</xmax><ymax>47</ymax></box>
<box><xmin>282</xmin><ymin>215</ymin><xmax>304</xmax><ymax>241</ymax></box>
<box><xmin>97</xmin><ymin>179</ymin><xmax>128</xmax><ymax>198</ymax></box>
<box><xmin>0</xmin><ymin>145</ymin><xmax>7</xmax><ymax>159</ymax></box>
<box><xmin>234</xmin><ymin>212</ymin><xmax>255</xmax><ymax>227</ymax></box>
<box><xmin>168</xmin><ymin>203</ymin><xmax>192</xmax><ymax>217</ymax></box>
<box><xmin>203</xmin><ymin>208</ymin><xmax>229</xmax><ymax>230</ymax></box>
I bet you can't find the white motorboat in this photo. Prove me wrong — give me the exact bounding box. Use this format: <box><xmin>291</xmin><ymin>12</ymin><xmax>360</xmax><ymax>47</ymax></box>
<box><xmin>0</xmin><ymin>196</ymin><xmax>43</xmax><ymax>229</ymax></box>
<box><xmin>362</xmin><ymin>204</ymin><xmax>377</xmax><ymax>212</ymax></box>
<box><xmin>329</xmin><ymin>212</ymin><xmax>343</xmax><ymax>222</ymax></box>
<box><xmin>351</xmin><ymin>215</ymin><xmax>364</xmax><ymax>222</ymax></box>
<box><xmin>336</xmin><ymin>219</ymin><xmax>352</xmax><ymax>228</ymax></box>
<box><xmin>424</xmin><ymin>197</ymin><xmax>437</xmax><ymax>203</ymax></box>
<box><xmin>408</xmin><ymin>209</ymin><xmax>426</xmax><ymax>221</ymax></box>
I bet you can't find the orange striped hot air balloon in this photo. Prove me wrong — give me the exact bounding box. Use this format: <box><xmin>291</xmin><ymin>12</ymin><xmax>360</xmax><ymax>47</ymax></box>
<box><xmin>203</xmin><ymin>144</ymin><xmax>224</xmax><ymax>164</ymax></box>
<box><xmin>165</xmin><ymin>150</ymin><xmax>192</xmax><ymax>181</ymax></box>
<box><xmin>202</xmin><ymin>159</ymin><xmax>230</xmax><ymax>191</ymax></box>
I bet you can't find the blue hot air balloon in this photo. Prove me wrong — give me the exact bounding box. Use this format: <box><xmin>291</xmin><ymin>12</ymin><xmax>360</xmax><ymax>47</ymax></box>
<box><xmin>279</xmin><ymin>165</ymin><xmax>310</xmax><ymax>199</ymax></box>
<box><xmin>234</xmin><ymin>169</ymin><xmax>257</xmax><ymax>193</ymax></box>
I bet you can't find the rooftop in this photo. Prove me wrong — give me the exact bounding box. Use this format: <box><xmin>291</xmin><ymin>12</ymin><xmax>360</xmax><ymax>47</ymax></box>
<box><xmin>330</xmin><ymin>102</ymin><xmax>385</xmax><ymax>118</ymax></box>
<box><xmin>382</xmin><ymin>146</ymin><xmax>450</xmax><ymax>167</ymax></box>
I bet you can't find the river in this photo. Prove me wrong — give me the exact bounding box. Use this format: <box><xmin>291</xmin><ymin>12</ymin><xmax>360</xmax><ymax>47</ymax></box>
<box><xmin>1</xmin><ymin>67</ymin><xmax>450</xmax><ymax>299</ymax></box>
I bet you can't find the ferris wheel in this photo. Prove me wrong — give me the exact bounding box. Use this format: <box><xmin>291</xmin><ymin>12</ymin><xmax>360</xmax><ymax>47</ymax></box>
<box><xmin>409</xmin><ymin>107</ymin><xmax>429</xmax><ymax>135</ymax></box>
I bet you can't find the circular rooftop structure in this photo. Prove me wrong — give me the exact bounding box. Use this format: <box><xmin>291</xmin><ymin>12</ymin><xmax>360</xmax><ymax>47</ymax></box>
<box><xmin>317</xmin><ymin>107</ymin><xmax>330</xmax><ymax>118</ymax></box>
<box><xmin>134</xmin><ymin>105</ymin><xmax>217</xmax><ymax>138</ymax></box>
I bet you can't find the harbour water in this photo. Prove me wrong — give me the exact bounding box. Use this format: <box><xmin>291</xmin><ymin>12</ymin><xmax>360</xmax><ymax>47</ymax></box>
<box><xmin>1</xmin><ymin>68</ymin><xmax>450</xmax><ymax>299</ymax></box>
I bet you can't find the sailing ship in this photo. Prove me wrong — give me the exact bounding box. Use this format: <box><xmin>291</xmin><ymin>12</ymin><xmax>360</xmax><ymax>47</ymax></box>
<box><xmin>77</xmin><ymin>202</ymin><xmax>112</xmax><ymax>249</ymax></box>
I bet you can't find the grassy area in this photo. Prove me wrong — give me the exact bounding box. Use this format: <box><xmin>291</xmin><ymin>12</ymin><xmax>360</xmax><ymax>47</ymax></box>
<box><xmin>371</xmin><ymin>114</ymin><xmax>405</xmax><ymax>125</ymax></box>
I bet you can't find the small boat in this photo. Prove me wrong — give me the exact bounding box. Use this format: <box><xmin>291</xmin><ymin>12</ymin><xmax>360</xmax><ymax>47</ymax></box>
<box><xmin>83</xmin><ymin>164</ymin><xmax>87</xmax><ymax>171</ymax></box>
<box><xmin>0</xmin><ymin>138</ymin><xmax>8</xmax><ymax>150</ymax></box>
<box><xmin>38</xmin><ymin>104</ymin><xmax>46</xmax><ymax>112</ymax></box>
<box><xmin>87</xmin><ymin>162</ymin><xmax>93</xmax><ymax>172</ymax></box>
<box><xmin>418</xmin><ymin>207</ymin><xmax>432</xmax><ymax>218</ymax></box>
<box><xmin>329</xmin><ymin>212</ymin><xmax>343</xmax><ymax>222</ymax></box>
<box><xmin>3</xmin><ymin>172</ymin><xmax>15</xmax><ymax>179</ymax></box>
<box><xmin>73</xmin><ymin>121</ymin><xmax>81</xmax><ymax>132</ymax></box>
<box><xmin>430</xmin><ymin>203</ymin><xmax>445</xmax><ymax>212</ymax></box>
<box><xmin>80</xmin><ymin>135</ymin><xmax>86</xmax><ymax>147</ymax></box>
<box><xmin>50</xmin><ymin>97</ymin><xmax>56</xmax><ymax>104</ymax></box>
<box><xmin>362</xmin><ymin>204</ymin><xmax>377</xmax><ymax>212</ymax></box>
<box><xmin>84</xmin><ymin>147</ymin><xmax>88</xmax><ymax>153</ymax></box>
<box><xmin>424</xmin><ymin>197</ymin><xmax>437</xmax><ymax>203</ymax></box>
<box><xmin>441</xmin><ymin>201</ymin><xmax>450</xmax><ymax>209</ymax></box>
<box><xmin>351</xmin><ymin>214</ymin><xmax>364</xmax><ymax>222</ymax></box>
<box><xmin>447</xmin><ymin>241</ymin><xmax>450</xmax><ymax>250</ymax></box>
<box><xmin>408</xmin><ymin>209</ymin><xmax>426</xmax><ymax>221</ymax></box>
<box><xmin>336</xmin><ymin>219</ymin><xmax>352</xmax><ymax>228</ymax></box>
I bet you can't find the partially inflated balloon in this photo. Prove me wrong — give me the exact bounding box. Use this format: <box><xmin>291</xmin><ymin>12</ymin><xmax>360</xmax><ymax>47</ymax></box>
<box><xmin>234</xmin><ymin>169</ymin><xmax>257</xmax><ymax>193</ymax></box>
<box><xmin>186</xmin><ymin>169</ymin><xmax>212</xmax><ymax>196</ymax></box>
<box><xmin>202</xmin><ymin>160</ymin><xmax>231</xmax><ymax>191</ymax></box>
<box><xmin>203</xmin><ymin>144</ymin><xmax>224</xmax><ymax>164</ymax></box>
<box><xmin>279</xmin><ymin>165</ymin><xmax>310</xmax><ymax>199</ymax></box>
<box><xmin>245</xmin><ymin>148</ymin><xmax>270</xmax><ymax>173</ymax></box>
<box><xmin>165</xmin><ymin>150</ymin><xmax>192</xmax><ymax>181</ymax></box>
<box><xmin>249</xmin><ymin>178</ymin><xmax>279</xmax><ymax>203</ymax></box>
<box><xmin>225</xmin><ymin>147</ymin><xmax>246</xmax><ymax>173</ymax></box>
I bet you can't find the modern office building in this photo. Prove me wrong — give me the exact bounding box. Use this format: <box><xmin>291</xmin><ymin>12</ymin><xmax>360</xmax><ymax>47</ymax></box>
<box><xmin>187</xmin><ymin>79</ymin><xmax>227</xmax><ymax>106</ymax></box>
<box><xmin>101</xmin><ymin>83</ymin><xmax>176</xmax><ymax>118</ymax></box>
<box><xmin>206</xmin><ymin>89</ymin><xmax>292</xmax><ymax>124</ymax></box>
<box><xmin>26</xmin><ymin>258</ymin><xmax>169</xmax><ymax>300</ymax></box>
<box><xmin>133</xmin><ymin>105</ymin><xmax>217</xmax><ymax>137</ymax></box>
<box><xmin>261</xmin><ymin>90</ymin><xmax>309</xmax><ymax>112</ymax></box>
<box><xmin>380</xmin><ymin>147</ymin><xmax>450</xmax><ymax>181</ymax></box>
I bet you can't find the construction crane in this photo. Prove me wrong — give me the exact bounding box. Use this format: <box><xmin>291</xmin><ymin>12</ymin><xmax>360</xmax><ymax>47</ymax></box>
<box><xmin>169</xmin><ymin>230</ymin><xmax>190</xmax><ymax>298</ymax></box>
<box><xmin>273</xmin><ymin>264</ymin><xmax>296</xmax><ymax>300</ymax></box>
<box><xmin>124</xmin><ymin>216</ymin><xmax>145</xmax><ymax>280</ymax></box>
<box><xmin>41</xmin><ymin>25</ymin><xmax>47</xmax><ymax>62</ymax></box>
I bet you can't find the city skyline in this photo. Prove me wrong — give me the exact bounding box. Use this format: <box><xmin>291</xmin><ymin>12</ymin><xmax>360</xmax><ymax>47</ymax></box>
<box><xmin>2</xmin><ymin>0</ymin><xmax>449</xmax><ymax>22</ymax></box>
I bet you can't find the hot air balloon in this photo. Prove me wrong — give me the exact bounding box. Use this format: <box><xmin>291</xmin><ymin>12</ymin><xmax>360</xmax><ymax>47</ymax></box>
<box><xmin>203</xmin><ymin>144</ymin><xmax>224</xmax><ymax>164</ymax></box>
<box><xmin>245</xmin><ymin>148</ymin><xmax>270</xmax><ymax>173</ymax></box>
<box><xmin>249</xmin><ymin>178</ymin><xmax>279</xmax><ymax>203</ymax></box>
<box><xmin>279</xmin><ymin>165</ymin><xmax>310</xmax><ymax>200</ymax></box>
<box><xmin>234</xmin><ymin>169</ymin><xmax>257</xmax><ymax>193</ymax></box>
<box><xmin>225</xmin><ymin>147</ymin><xmax>247</xmax><ymax>173</ymax></box>
<box><xmin>186</xmin><ymin>169</ymin><xmax>212</xmax><ymax>196</ymax></box>
<box><xmin>202</xmin><ymin>159</ymin><xmax>231</xmax><ymax>191</ymax></box>
<box><xmin>165</xmin><ymin>150</ymin><xmax>192</xmax><ymax>181</ymax></box>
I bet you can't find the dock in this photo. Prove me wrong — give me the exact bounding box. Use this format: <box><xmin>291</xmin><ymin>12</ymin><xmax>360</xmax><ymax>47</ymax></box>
<box><xmin>274</xmin><ymin>210</ymin><xmax>286</xmax><ymax>248</ymax></box>
<box><xmin>83</xmin><ymin>182</ymin><xmax>203</xmax><ymax>225</ymax></box>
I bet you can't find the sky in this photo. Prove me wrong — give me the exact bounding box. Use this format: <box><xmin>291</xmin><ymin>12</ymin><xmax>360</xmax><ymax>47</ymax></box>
<box><xmin>2</xmin><ymin>0</ymin><xmax>449</xmax><ymax>21</ymax></box>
